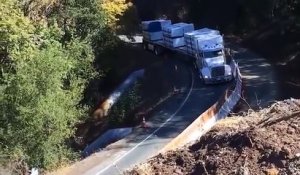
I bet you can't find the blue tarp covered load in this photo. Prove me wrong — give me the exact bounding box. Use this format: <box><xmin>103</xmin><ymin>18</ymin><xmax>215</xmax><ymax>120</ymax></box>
<box><xmin>184</xmin><ymin>28</ymin><xmax>221</xmax><ymax>55</ymax></box>
<box><xmin>163</xmin><ymin>37</ymin><xmax>185</xmax><ymax>48</ymax></box>
<box><xmin>142</xmin><ymin>31</ymin><xmax>163</xmax><ymax>41</ymax></box>
<box><xmin>162</xmin><ymin>22</ymin><xmax>194</xmax><ymax>48</ymax></box>
<box><xmin>142</xmin><ymin>20</ymin><xmax>171</xmax><ymax>41</ymax></box>
<box><xmin>162</xmin><ymin>23</ymin><xmax>194</xmax><ymax>38</ymax></box>
<box><xmin>147</xmin><ymin>21</ymin><xmax>162</xmax><ymax>32</ymax></box>
<box><xmin>142</xmin><ymin>20</ymin><xmax>171</xmax><ymax>32</ymax></box>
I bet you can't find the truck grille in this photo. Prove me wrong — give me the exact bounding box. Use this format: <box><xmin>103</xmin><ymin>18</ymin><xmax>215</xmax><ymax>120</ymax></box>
<box><xmin>211</xmin><ymin>66</ymin><xmax>225</xmax><ymax>78</ymax></box>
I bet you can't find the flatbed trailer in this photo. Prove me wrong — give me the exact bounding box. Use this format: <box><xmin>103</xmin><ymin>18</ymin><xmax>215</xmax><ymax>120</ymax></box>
<box><xmin>143</xmin><ymin>39</ymin><xmax>194</xmax><ymax>57</ymax></box>
<box><xmin>142</xmin><ymin>38</ymin><xmax>234</xmax><ymax>84</ymax></box>
<box><xmin>141</xmin><ymin>20</ymin><xmax>233</xmax><ymax>84</ymax></box>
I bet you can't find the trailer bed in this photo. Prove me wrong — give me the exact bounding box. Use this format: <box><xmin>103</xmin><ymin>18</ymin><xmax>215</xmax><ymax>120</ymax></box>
<box><xmin>146</xmin><ymin>39</ymin><xmax>196</xmax><ymax>58</ymax></box>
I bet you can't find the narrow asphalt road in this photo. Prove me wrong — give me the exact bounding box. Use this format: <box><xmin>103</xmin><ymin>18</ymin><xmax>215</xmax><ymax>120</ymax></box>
<box><xmin>92</xmin><ymin>73</ymin><xmax>229</xmax><ymax>175</ymax></box>
<box><xmin>53</xmin><ymin>42</ymin><xmax>280</xmax><ymax>175</ymax></box>
<box><xmin>56</xmin><ymin>58</ymin><xmax>230</xmax><ymax>175</ymax></box>
<box><xmin>229</xmin><ymin>44</ymin><xmax>280</xmax><ymax>109</ymax></box>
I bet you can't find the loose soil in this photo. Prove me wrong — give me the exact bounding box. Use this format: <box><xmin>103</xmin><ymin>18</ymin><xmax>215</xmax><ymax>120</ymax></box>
<box><xmin>127</xmin><ymin>99</ymin><xmax>300</xmax><ymax>175</ymax></box>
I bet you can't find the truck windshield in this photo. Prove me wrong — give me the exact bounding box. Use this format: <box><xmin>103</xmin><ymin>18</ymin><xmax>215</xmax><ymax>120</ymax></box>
<box><xmin>203</xmin><ymin>50</ymin><xmax>223</xmax><ymax>58</ymax></box>
<box><xmin>204</xmin><ymin>57</ymin><xmax>225</xmax><ymax>66</ymax></box>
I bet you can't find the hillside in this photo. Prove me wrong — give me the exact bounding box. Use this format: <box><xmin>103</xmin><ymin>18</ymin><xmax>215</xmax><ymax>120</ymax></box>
<box><xmin>127</xmin><ymin>99</ymin><xmax>300</xmax><ymax>175</ymax></box>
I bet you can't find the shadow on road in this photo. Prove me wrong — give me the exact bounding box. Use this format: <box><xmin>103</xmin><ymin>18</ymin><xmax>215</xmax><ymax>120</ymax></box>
<box><xmin>230</xmin><ymin>45</ymin><xmax>279</xmax><ymax>110</ymax></box>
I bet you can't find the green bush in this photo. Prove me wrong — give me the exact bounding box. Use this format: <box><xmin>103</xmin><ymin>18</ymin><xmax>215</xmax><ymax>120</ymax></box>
<box><xmin>108</xmin><ymin>82</ymin><xmax>142</xmax><ymax>127</ymax></box>
<box><xmin>0</xmin><ymin>0</ymin><xmax>108</xmax><ymax>170</ymax></box>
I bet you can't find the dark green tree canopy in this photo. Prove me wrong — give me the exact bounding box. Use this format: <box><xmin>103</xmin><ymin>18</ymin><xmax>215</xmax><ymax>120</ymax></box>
<box><xmin>0</xmin><ymin>0</ymin><xmax>110</xmax><ymax>171</ymax></box>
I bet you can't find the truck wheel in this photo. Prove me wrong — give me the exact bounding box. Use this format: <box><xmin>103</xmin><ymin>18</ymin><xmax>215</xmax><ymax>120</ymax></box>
<box><xmin>199</xmin><ymin>74</ymin><xmax>206</xmax><ymax>85</ymax></box>
<box><xmin>193</xmin><ymin>62</ymin><xmax>199</xmax><ymax>71</ymax></box>
<box><xmin>154</xmin><ymin>46</ymin><xmax>160</xmax><ymax>56</ymax></box>
<box><xmin>143</xmin><ymin>42</ymin><xmax>148</xmax><ymax>50</ymax></box>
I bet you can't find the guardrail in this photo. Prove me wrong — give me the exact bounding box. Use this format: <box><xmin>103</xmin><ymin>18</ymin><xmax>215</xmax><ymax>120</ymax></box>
<box><xmin>161</xmin><ymin>61</ymin><xmax>242</xmax><ymax>152</ymax></box>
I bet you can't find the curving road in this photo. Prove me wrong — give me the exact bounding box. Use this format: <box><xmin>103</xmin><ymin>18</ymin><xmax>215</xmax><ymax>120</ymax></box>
<box><xmin>57</xmin><ymin>58</ymin><xmax>230</xmax><ymax>175</ymax></box>
<box><xmin>54</xmin><ymin>41</ymin><xmax>280</xmax><ymax>175</ymax></box>
<box><xmin>229</xmin><ymin>44</ymin><xmax>280</xmax><ymax>109</ymax></box>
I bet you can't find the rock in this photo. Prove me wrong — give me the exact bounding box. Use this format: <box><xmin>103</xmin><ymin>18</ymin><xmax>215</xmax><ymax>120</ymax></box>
<box><xmin>282</xmin><ymin>146</ymin><xmax>292</xmax><ymax>158</ymax></box>
<box><xmin>174</xmin><ymin>168</ymin><xmax>183</xmax><ymax>175</ymax></box>
<box><xmin>265</xmin><ymin>167</ymin><xmax>279</xmax><ymax>175</ymax></box>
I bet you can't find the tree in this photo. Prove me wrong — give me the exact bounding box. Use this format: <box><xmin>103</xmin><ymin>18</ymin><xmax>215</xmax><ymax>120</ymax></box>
<box><xmin>99</xmin><ymin>0</ymin><xmax>132</xmax><ymax>28</ymax></box>
<box><xmin>0</xmin><ymin>0</ymin><xmax>129</xmax><ymax>171</ymax></box>
<box><xmin>0</xmin><ymin>0</ymin><xmax>98</xmax><ymax>170</ymax></box>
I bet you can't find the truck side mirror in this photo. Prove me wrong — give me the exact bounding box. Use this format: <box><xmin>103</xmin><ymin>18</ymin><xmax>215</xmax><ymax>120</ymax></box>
<box><xmin>226</xmin><ymin>48</ymin><xmax>234</xmax><ymax>57</ymax></box>
<box><xmin>230</xmin><ymin>49</ymin><xmax>234</xmax><ymax>56</ymax></box>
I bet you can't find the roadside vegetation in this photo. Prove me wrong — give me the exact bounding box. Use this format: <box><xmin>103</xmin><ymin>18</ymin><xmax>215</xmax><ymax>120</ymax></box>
<box><xmin>133</xmin><ymin>0</ymin><xmax>300</xmax><ymax>33</ymax></box>
<box><xmin>0</xmin><ymin>0</ymin><xmax>133</xmax><ymax>172</ymax></box>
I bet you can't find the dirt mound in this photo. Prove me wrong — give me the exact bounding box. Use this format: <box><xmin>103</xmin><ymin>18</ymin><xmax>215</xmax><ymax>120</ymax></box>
<box><xmin>127</xmin><ymin>99</ymin><xmax>300</xmax><ymax>175</ymax></box>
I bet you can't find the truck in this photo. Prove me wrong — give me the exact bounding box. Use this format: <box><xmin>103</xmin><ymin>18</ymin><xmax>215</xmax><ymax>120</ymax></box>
<box><xmin>141</xmin><ymin>20</ymin><xmax>233</xmax><ymax>84</ymax></box>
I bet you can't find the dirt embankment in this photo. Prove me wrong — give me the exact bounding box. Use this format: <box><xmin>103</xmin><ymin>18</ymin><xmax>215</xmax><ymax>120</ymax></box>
<box><xmin>127</xmin><ymin>99</ymin><xmax>300</xmax><ymax>175</ymax></box>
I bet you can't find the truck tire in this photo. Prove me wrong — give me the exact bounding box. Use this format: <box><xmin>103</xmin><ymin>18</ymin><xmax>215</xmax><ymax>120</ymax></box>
<box><xmin>199</xmin><ymin>74</ymin><xmax>207</xmax><ymax>85</ymax></box>
<box><xmin>193</xmin><ymin>61</ymin><xmax>199</xmax><ymax>71</ymax></box>
<box><xmin>143</xmin><ymin>42</ymin><xmax>148</xmax><ymax>51</ymax></box>
<box><xmin>154</xmin><ymin>46</ymin><xmax>160</xmax><ymax>56</ymax></box>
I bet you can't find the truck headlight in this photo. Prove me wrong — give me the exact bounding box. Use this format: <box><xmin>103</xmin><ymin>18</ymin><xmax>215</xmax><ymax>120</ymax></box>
<box><xmin>204</xmin><ymin>75</ymin><xmax>209</xmax><ymax>79</ymax></box>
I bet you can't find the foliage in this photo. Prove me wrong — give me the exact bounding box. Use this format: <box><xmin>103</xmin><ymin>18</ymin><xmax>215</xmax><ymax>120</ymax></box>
<box><xmin>133</xmin><ymin>0</ymin><xmax>300</xmax><ymax>33</ymax></box>
<box><xmin>233</xmin><ymin>0</ymin><xmax>300</xmax><ymax>32</ymax></box>
<box><xmin>108</xmin><ymin>82</ymin><xmax>141</xmax><ymax>127</ymax></box>
<box><xmin>0</xmin><ymin>0</ymin><xmax>129</xmax><ymax>171</ymax></box>
<box><xmin>99</xmin><ymin>0</ymin><xmax>132</xmax><ymax>28</ymax></box>
<box><xmin>20</xmin><ymin>0</ymin><xmax>60</xmax><ymax>22</ymax></box>
<box><xmin>0</xmin><ymin>0</ymin><xmax>109</xmax><ymax>170</ymax></box>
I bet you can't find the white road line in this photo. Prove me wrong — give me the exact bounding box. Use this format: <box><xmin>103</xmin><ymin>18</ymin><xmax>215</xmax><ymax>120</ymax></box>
<box><xmin>95</xmin><ymin>69</ymin><xmax>195</xmax><ymax>175</ymax></box>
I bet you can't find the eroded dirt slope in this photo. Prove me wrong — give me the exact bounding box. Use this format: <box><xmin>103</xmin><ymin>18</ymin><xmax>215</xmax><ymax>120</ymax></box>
<box><xmin>127</xmin><ymin>99</ymin><xmax>300</xmax><ymax>175</ymax></box>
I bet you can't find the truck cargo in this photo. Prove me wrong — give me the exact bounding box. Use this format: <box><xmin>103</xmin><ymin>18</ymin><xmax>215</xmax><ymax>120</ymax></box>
<box><xmin>163</xmin><ymin>37</ymin><xmax>185</xmax><ymax>48</ymax></box>
<box><xmin>142</xmin><ymin>20</ymin><xmax>171</xmax><ymax>41</ymax></box>
<box><xmin>142</xmin><ymin>20</ymin><xmax>171</xmax><ymax>32</ymax></box>
<box><xmin>184</xmin><ymin>28</ymin><xmax>220</xmax><ymax>37</ymax></box>
<box><xmin>185</xmin><ymin>31</ymin><xmax>223</xmax><ymax>55</ymax></box>
<box><xmin>162</xmin><ymin>23</ymin><xmax>194</xmax><ymax>38</ymax></box>
<box><xmin>161</xmin><ymin>23</ymin><xmax>194</xmax><ymax>48</ymax></box>
<box><xmin>143</xmin><ymin>31</ymin><xmax>163</xmax><ymax>41</ymax></box>
<box><xmin>142</xmin><ymin>20</ymin><xmax>233</xmax><ymax>84</ymax></box>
